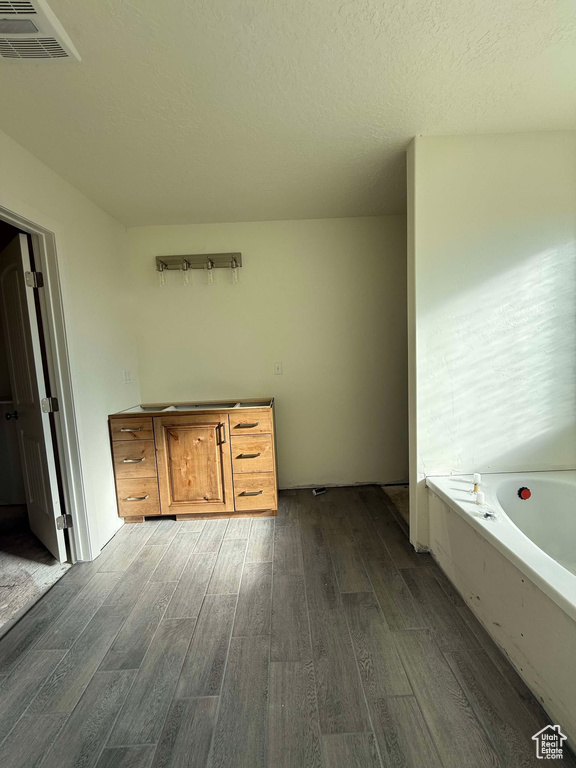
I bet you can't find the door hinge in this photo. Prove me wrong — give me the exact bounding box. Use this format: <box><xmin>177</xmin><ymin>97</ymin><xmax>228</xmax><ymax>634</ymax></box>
<box><xmin>56</xmin><ymin>514</ymin><xmax>73</xmax><ymax>530</ymax></box>
<box><xmin>25</xmin><ymin>270</ymin><xmax>44</xmax><ymax>288</ymax></box>
<box><xmin>41</xmin><ymin>397</ymin><xmax>59</xmax><ymax>413</ymax></box>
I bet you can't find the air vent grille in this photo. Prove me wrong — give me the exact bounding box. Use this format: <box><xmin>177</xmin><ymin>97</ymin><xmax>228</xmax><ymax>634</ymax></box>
<box><xmin>0</xmin><ymin>1</ymin><xmax>36</xmax><ymax>13</ymax></box>
<box><xmin>0</xmin><ymin>0</ymin><xmax>79</xmax><ymax>60</ymax></box>
<box><xmin>0</xmin><ymin>36</ymin><xmax>67</xmax><ymax>57</ymax></box>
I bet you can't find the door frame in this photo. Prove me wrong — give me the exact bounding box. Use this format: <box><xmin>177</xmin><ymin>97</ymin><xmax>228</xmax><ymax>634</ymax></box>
<box><xmin>0</xmin><ymin>204</ymin><xmax>90</xmax><ymax>562</ymax></box>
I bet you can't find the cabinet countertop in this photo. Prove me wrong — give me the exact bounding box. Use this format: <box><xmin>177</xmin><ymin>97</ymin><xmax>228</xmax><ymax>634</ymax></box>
<box><xmin>110</xmin><ymin>398</ymin><xmax>274</xmax><ymax>417</ymax></box>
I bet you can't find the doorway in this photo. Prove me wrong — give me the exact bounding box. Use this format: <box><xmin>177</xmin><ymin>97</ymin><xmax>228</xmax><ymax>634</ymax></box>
<box><xmin>0</xmin><ymin>217</ymin><xmax>78</xmax><ymax>635</ymax></box>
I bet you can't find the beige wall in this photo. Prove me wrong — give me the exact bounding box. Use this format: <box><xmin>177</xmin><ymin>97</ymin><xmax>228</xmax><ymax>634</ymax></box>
<box><xmin>0</xmin><ymin>129</ymin><xmax>140</xmax><ymax>553</ymax></box>
<box><xmin>128</xmin><ymin>217</ymin><xmax>408</xmax><ymax>488</ymax></box>
<box><xmin>409</xmin><ymin>132</ymin><xmax>576</xmax><ymax>546</ymax></box>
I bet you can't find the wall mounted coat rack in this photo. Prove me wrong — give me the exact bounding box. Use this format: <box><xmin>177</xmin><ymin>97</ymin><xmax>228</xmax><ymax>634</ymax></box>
<box><xmin>155</xmin><ymin>253</ymin><xmax>242</xmax><ymax>286</ymax></box>
<box><xmin>155</xmin><ymin>253</ymin><xmax>242</xmax><ymax>271</ymax></box>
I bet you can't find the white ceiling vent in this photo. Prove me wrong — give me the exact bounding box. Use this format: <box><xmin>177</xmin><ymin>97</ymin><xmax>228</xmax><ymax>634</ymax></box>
<box><xmin>0</xmin><ymin>0</ymin><xmax>80</xmax><ymax>60</ymax></box>
<box><xmin>0</xmin><ymin>2</ymin><xmax>37</xmax><ymax>13</ymax></box>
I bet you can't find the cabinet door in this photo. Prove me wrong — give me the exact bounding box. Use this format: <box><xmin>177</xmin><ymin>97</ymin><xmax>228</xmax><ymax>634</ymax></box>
<box><xmin>154</xmin><ymin>414</ymin><xmax>234</xmax><ymax>515</ymax></box>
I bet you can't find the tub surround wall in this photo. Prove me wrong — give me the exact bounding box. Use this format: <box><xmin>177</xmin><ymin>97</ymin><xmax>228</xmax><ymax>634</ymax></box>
<box><xmin>128</xmin><ymin>217</ymin><xmax>408</xmax><ymax>489</ymax></box>
<box><xmin>428</xmin><ymin>488</ymin><xmax>576</xmax><ymax>744</ymax></box>
<box><xmin>408</xmin><ymin>132</ymin><xmax>576</xmax><ymax>548</ymax></box>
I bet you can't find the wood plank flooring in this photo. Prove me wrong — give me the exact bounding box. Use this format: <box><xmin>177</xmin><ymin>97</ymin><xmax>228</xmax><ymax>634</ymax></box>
<box><xmin>0</xmin><ymin>486</ymin><xmax>571</xmax><ymax>768</ymax></box>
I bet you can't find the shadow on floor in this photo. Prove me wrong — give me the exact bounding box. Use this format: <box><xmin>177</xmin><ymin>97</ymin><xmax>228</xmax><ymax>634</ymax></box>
<box><xmin>0</xmin><ymin>505</ymin><xmax>70</xmax><ymax>635</ymax></box>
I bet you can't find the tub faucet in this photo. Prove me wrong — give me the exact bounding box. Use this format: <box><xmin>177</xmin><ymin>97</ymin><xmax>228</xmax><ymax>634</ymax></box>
<box><xmin>469</xmin><ymin>473</ymin><xmax>483</xmax><ymax>496</ymax></box>
<box><xmin>473</xmin><ymin>483</ymin><xmax>496</xmax><ymax>519</ymax></box>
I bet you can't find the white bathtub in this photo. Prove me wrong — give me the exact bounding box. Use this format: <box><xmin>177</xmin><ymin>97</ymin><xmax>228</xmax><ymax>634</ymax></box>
<box><xmin>427</xmin><ymin>471</ymin><xmax>576</xmax><ymax>620</ymax></box>
<box><xmin>426</xmin><ymin>470</ymin><xmax>576</xmax><ymax>743</ymax></box>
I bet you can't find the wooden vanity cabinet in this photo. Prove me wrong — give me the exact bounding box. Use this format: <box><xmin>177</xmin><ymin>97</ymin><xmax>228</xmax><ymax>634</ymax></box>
<box><xmin>109</xmin><ymin>399</ymin><xmax>277</xmax><ymax>522</ymax></box>
<box><xmin>110</xmin><ymin>417</ymin><xmax>160</xmax><ymax>523</ymax></box>
<box><xmin>154</xmin><ymin>413</ymin><xmax>234</xmax><ymax>516</ymax></box>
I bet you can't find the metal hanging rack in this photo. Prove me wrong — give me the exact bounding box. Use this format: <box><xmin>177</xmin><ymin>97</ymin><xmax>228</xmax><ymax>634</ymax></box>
<box><xmin>156</xmin><ymin>253</ymin><xmax>242</xmax><ymax>272</ymax></box>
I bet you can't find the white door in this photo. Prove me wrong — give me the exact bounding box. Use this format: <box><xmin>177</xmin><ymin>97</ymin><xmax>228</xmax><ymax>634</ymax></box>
<box><xmin>0</xmin><ymin>234</ymin><xmax>67</xmax><ymax>561</ymax></box>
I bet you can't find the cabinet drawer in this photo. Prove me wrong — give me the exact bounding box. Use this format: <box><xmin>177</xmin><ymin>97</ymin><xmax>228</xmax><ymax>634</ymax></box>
<box><xmin>110</xmin><ymin>417</ymin><xmax>154</xmax><ymax>441</ymax></box>
<box><xmin>231</xmin><ymin>434</ymin><xmax>274</xmax><ymax>474</ymax></box>
<box><xmin>229</xmin><ymin>410</ymin><xmax>272</xmax><ymax>435</ymax></box>
<box><xmin>234</xmin><ymin>473</ymin><xmax>277</xmax><ymax>511</ymax></box>
<box><xmin>116</xmin><ymin>478</ymin><xmax>160</xmax><ymax>517</ymax></box>
<box><xmin>112</xmin><ymin>440</ymin><xmax>157</xmax><ymax>479</ymax></box>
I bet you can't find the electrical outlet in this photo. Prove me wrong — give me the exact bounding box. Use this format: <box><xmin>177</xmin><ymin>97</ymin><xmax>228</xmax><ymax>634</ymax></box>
<box><xmin>274</xmin><ymin>361</ymin><xmax>283</xmax><ymax>375</ymax></box>
<box><xmin>123</xmin><ymin>369</ymin><xmax>132</xmax><ymax>384</ymax></box>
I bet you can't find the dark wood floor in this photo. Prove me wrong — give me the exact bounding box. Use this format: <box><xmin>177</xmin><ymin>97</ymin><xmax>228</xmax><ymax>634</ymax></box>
<box><xmin>0</xmin><ymin>486</ymin><xmax>571</xmax><ymax>768</ymax></box>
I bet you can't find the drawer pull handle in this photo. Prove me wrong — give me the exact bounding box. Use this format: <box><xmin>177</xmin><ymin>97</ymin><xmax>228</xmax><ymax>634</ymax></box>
<box><xmin>217</xmin><ymin>422</ymin><xmax>227</xmax><ymax>445</ymax></box>
<box><xmin>123</xmin><ymin>457</ymin><xmax>145</xmax><ymax>463</ymax></box>
<box><xmin>237</xmin><ymin>422</ymin><xmax>259</xmax><ymax>428</ymax></box>
<box><xmin>120</xmin><ymin>427</ymin><xmax>143</xmax><ymax>432</ymax></box>
<box><xmin>125</xmin><ymin>495</ymin><xmax>149</xmax><ymax>501</ymax></box>
<box><xmin>238</xmin><ymin>452</ymin><xmax>261</xmax><ymax>459</ymax></box>
<box><xmin>240</xmin><ymin>490</ymin><xmax>264</xmax><ymax>496</ymax></box>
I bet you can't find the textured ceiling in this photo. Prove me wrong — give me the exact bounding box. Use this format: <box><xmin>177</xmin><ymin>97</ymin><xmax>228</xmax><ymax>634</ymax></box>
<box><xmin>0</xmin><ymin>0</ymin><xmax>574</xmax><ymax>225</ymax></box>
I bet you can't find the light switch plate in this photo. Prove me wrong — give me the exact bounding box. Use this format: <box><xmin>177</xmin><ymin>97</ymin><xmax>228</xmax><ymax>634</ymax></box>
<box><xmin>274</xmin><ymin>361</ymin><xmax>283</xmax><ymax>375</ymax></box>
